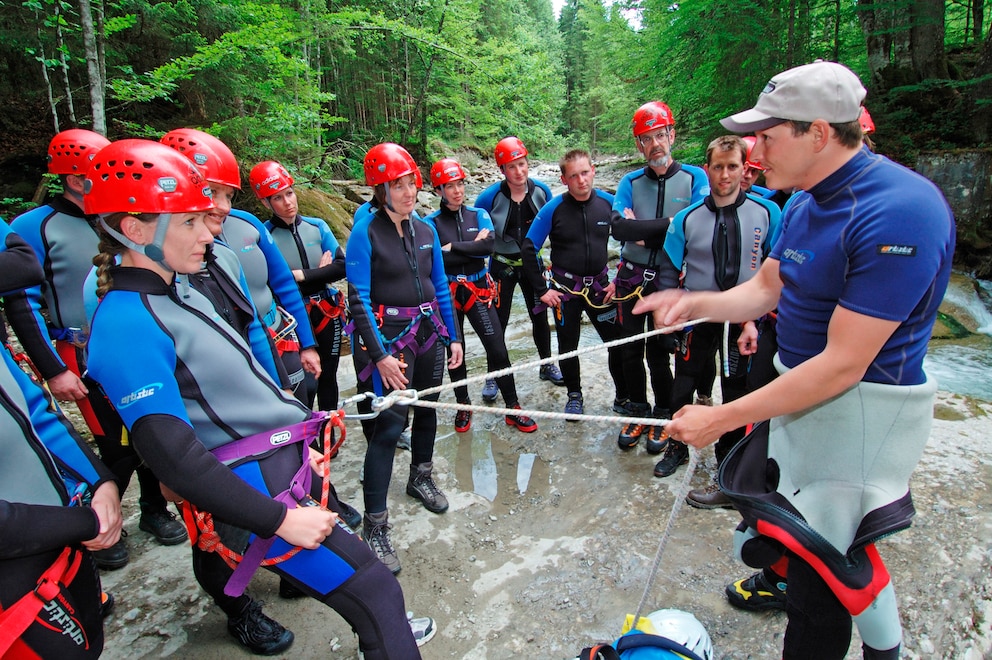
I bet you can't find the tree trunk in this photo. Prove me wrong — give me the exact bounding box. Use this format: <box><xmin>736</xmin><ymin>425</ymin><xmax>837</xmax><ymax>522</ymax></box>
<box><xmin>54</xmin><ymin>1</ymin><xmax>77</xmax><ymax>124</ymax></box>
<box><xmin>968</xmin><ymin>30</ymin><xmax>992</xmax><ymax>141</ymax></box>
<box><xmin>79</xmin><ymin>0</ymin><xmax>106</xmax><ymax>135</ymax></box>
<box><xmin>973</xmin><ymin>0</ymin><xmax>984</xmax><ymax>43</ymax></box>
<box><xmin>857</xmin><ymin>0</ymin><xmax>895</xmax><ymax>90</ymax></box>
<box><xmin>910</xmin><ymin>0</ymin><xmax>948</xmax><ymax>80</ymax></box>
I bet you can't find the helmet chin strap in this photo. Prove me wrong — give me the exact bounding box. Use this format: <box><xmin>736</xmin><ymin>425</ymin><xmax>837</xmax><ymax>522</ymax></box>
<box><xmin>99</xmin><ymin>213</ymin><xmax>175</xmax><ymax>271</ymax></box>
<box><xmin>384</xmin><ymin>183</ymin><xmax>397</xmax><ymax>214</ymax></box>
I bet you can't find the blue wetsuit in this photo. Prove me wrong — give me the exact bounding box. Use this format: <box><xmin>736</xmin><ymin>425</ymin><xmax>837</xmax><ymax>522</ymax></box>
<box><xmin>0</xmin><ymin>226</ymin><xmax>114</xmax><ymax>659</ymax></box>
<box><xmin>610</xmin><ymin>162</ymin><xmax>707</xmax><ymax>416</ymax></box>
<box><xmin>264</xmin><ymin>214</ymin><xmax>346</xmax><ymax>410</ymax></box>
<box><xmin>10</xmin><ymin>196</ymin><xmax>168</xmax><ymax>517</ymax></box>
<box><xmin>474</xmin><ymin>179</ymin><xmax>556</xmax><ymax>360</ymax></box>
<box><xmin>346</xmin><ymin>207</ymin><xmax>458</xmax><ymax>514</ymax></box>
<box><xmin>522</xmin><ymin>190</ymin><xmax>626</xmax><ymax>400</ymax></box>
<box><xmin>86</xmin><ymin>261</ymin><xmax>419</xmax><ymax>659</ymax></box>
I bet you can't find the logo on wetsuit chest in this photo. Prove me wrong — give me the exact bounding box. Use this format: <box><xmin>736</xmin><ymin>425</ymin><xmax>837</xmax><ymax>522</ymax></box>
<box><xmin>118</xmin><ymin>383</ymin><xmax>163</xmax><ymax>408</ymax></box>
<box><xmin>270</xmin><ymin>430</ymin><xmax>293</xmax><ymax>446</ymax></box>
<box><xmin>419</xmin><ymin>243</ymin><xmax>433</xmax><ymax>250</ymax></box>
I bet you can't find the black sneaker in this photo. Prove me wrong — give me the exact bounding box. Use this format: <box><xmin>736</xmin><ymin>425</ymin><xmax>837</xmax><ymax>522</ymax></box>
<box><xmin>612</xmin><ymin>397</ymin><xmax>633</xmax><ymax>414</ymax></box>
<box><xmin>92</xmin><ymin>536</ymin><xmax>129</xmax><ymax>570</ymax></box>
<box><xmin>139</xmin><ymin>508</ymin><xmax>188</xmax><ymax>546</ymax></box>
<box><xmin>227</xmin><ymin>599</ymin><xmax>294</xmax><ymax>655</ymax></box>
<box><xmin>364</xmin><ymin>512</ymin><xmax>400</xmax><ymax>574</ymax></box>
<box><xmin>454</xmin><ymin>408</ymin><xmax>472</xmax><ymax>433</ymax></box>
<box><xmin>653</xmin><ymin>441</ymin><xmax>688</xmax><ymax>477</ymax></box>
<box><xmin>564</xmin><ymin>392</ymin><xmax>584</xmax><ymax>419</ymax></box>
<box><xmin>725</xmin><ymin>571</ymin><xmax>787</xmax><ymax>611</ymax></box>
<box><xmin>337</xmin><ymin>499</ymin><xmax>363</xmax><ymax>530</ymax></box>
<box><xmin>278</xmin><ymin>579</ymin><xmax>306</xmax><ymax>599</ymax></box>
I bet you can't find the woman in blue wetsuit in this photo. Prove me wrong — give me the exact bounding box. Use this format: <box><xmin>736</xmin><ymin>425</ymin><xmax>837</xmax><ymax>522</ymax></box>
<box><xmin>424</xmin><ymin>157</ymin><xmax>536</xmax><ymax>435</ymax></box>
<box><xmin>250</xmin><ymin>160</ymin><xmax>346</xmax><ymax>411</ymax></box>
<box><xmin>0</xmin><ymin>220</ymin><xmax>122</xmax><ymax>659</ymax></box>
<box><xmin>160</xmin><ymin>129</ymin><xmax>322</xmax><ymax>405</ymax></box>
<box><xmin>83</xmin><ymin>139</ymin><xmax>432</xmax><ymax>659</ymax></box>
<box><xmin>346</xmin><ymin>143</ymin><xmax>462</xmax><ymax>575</ymax></box>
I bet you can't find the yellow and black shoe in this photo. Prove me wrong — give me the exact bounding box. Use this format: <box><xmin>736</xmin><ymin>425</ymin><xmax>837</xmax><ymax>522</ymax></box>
<box><xmin>725</xmin><ymin>571</ymin><xmax>787</xmax><ymax>611</ymax></box>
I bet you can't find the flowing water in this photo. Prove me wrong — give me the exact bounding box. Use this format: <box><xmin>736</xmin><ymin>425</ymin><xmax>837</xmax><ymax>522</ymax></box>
<box><xmin>925</xmin><ymin>274</ymin><xmax>992</xmax><ymax>401</ymax></box>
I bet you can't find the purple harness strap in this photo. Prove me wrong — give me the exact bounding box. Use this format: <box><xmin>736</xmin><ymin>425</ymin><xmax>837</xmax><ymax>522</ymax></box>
<box><xmin>614</xmin><ymin>260</ymin><xmax>657</xmax><ymax>290</ymax></box>
<box><xmin>213</xmin><ymin>412</ymin><xmax>328</xmax><ymax>597</ymax></box>
<box><xmin>355</xmin><ymin>300</ymin><xmax>450</xmax><ymax>382</ymax></box>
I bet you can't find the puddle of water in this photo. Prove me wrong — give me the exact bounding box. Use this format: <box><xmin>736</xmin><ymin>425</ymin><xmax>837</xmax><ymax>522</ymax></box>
<box><xmin>471</xmin><ymin>433</ymin><xmax>498</xmax><ymax>501</ymax></box>
<box><xmin>517</xmin><ymin>453</ymin><xmax>536</xmax><ymax>494</ymax></box>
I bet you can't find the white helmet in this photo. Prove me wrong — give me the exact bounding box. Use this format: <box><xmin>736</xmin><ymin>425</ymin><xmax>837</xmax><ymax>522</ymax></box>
<box><xmin>643</xmin><ymin>609</ymin><xmax>713</xmax><ymax>660</ymax></box>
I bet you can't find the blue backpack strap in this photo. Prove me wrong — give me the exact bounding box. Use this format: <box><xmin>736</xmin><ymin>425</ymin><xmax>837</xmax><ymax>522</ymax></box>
<box><xmin>615</xmin><ymin>633</ymin><xmax>704</xmax><ymax>660</ymax></box>
<box><xmin>578</xmin><ymin>644</ymin><xmax>622</xmax><ymax>660</ymax></box>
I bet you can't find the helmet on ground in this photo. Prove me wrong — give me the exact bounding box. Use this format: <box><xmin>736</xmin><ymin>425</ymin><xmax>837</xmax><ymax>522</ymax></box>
<box><xmin>83</xmin><ymin>139</ymin><xmax>213</xmax><ymax>216</ymax></box>
<box><xmin>494</xmin><ymin>137</ymin><xmax>528</xmax><ymax>167</ymax></box>
<box><xmin>430</xmin><ymin>158</ymin><xmax>466</xmax><ymax>187</ymax></box>
<box><xmin>632</xmin><ymin>102</ymin><xmax>675</xmax><ymax>137</ymax></box>
<box><xmin>642</xmin><ymin>609</ymin><xmax>713</xmax><ymax>660</ymax></box>
<box><xmin>161</xmin><ymin>128</ymin><xmax>241</xmax><ymax>189</ymax></box>
<box><xmin>364</xmin><ymin>143</ymin><xmax>422</xmax><ymax>187</ymax></box>
<box><xmin>859</xmin><ymin>107</ymin><xmax>875</xmax><ymax>134</ymax></box>
<box><xmin>741</xmin><ymin>136</ymin><xmax>764</xmax><ymax>171</ymax></box>
<box><xmin>48</xmin><ymin>129</ymin><xmax>111</xmax><ymax>175</ymax></box>
<box><xmin>249</xmin><ymin>161</ymin><xmax>294</xmax><ymax>199</ymax></box>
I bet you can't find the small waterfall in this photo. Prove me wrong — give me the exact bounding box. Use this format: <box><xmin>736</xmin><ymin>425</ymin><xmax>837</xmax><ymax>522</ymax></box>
<box><xmin>942</xmin><ymin>277</ymin><xmax>992</xmax><ymax>335</ymax></box>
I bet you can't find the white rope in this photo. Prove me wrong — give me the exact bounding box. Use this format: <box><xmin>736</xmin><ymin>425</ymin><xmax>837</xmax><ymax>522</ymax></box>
<box><xmin>631</xmin><ymin>446</ymin><xmax>700</xmax><ymax>625</ymax></box>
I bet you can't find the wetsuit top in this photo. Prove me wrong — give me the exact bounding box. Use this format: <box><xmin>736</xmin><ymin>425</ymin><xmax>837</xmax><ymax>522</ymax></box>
<box><xmin>611</xmin><ymin>162</ymin><xmax>708</xmax><ymax>267</ymax></box>
<box><xmin>423</xmin><ymin>204</ymin><xmax>496</xmax><ymax>278</ymax></box>
<box><xmin>264</xmin><ymin>214</ymin><xmax>345</xmax><ymax>299</ymax></box>
<box><xmin>345</xmin><ymin>208</ymin><xmax>459</xmax><ymax>363</ymax></box>
<box><xmin>521</xmin><ymin>189</ymin><xmax>615</xmax><ymax>295</ymax></box>
<box><xmin>220</xmin><ymin>209</ymin><xmax>316</xmax><ymax>348</ymax></box>
<box><xmin>771</xmin><ymin>147</ymin><xmax>955</xmax><ymax>386</ymax></box>
<box><xmin>474</xmin><ymin>178</ymin><xmax>552</xmax><ymax>257</ymax></box>
<box><xmin>0</xmin><ymin>236</ymin><xmax>111</xmax><ymax>557</ymax></box>
<box><xmin>87</xmin><ymin>265</ymin><xmax>312</xmax><ymax>536</ymax></box>
<box><xmin>663</xmin><ymin>190</ymin><xmax>782</xmax><ymax>292</ymax></box>
<box><xmin>8</xmin><ymin>197</ymin><xmax>101</xmax><ymax>379</ymax></box>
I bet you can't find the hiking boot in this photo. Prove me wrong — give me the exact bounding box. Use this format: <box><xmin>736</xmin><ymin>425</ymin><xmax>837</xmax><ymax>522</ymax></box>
<box><xmin>406</xmin><ymin>462</ymin><xmax>448</xmax><ymax>513</ymax></box>
<box><xmin>92</xmin><ymin>537</ymin><xmax>129</xmax><ymax>570</ymax></box>
<box><xmin>653</xmin><ymin>441</ymin><xmax>688</xmax><ymax>477</ymax></box>
<box><xmin>364</xmin><ymin>511</ymin><xmax>400</xmax><ymax>574</ymax></box>
<box><xmin>564</xmin><ymin>391</ymin><xmax>584</xmax><ymax>419</ymax></box>
<box><xmin>686</xmin><ymin>482</ymin><xmax>734</xmax><ymax>509</ymax></box>
<box><xmin>505</xmin><ymin>404</ymin><xmax>538</xmax><ymax>433</ymax></box>
<box><xmin>396</xmin><ymin>425</ymin><xmax>412</xmax><ymax>451</ymax></box>
<box><xmin>481</xmin><ymin>378</ymin><xmax>499</xmax><ymax>402</ymax></box>
<box><xmin>695</xmin><ymin>395</ymin><xmax>713</xmax><ymax>406</ymax></box>
<box><xmin>454</xmin><ymin>406</ymin><xmax>472</xmax><ymax>433</ymax></box>
<box><xmin>612</xmin><ymin>397</ymin><xmax>634</xmax><ymax>415</ymax></box>
<box><xmin>539</xmin><ymin>364</ymin><xmax>565</xmax><ymax>386</ymax></box>
<box><xmin>337</xmin><ymin>499</ymin><xmax>363</xmax><ymax>530</ymax></box>
<box><xmin>227</xmin><ymin>599</ymin><xmax>295</xmax><ymax>655</ymax></box>
<box><xmin>100</xmin><ymin>591</ymin><xmax>115</xmax><ymax>618</ymax></box>
<box><xmin>644</xmin><ymin>425</ymin><xmax>669</xmax><ymax>455</ymax></box>
<box><xmin>725</xmin><ymin>571</ymin><xmax>787</xmax><ymax>612</ymax></box>
<box><xmin>617</xmin><ymin>423</ymin><xmax>645</xmax><ymax>449</ymax></box>
<box><xmin>617</xmin><ymin>402</ymin><xmax>651</xmax><ymax>449</ymax></box>
<box><xmin>139</xmin><ymin>507</ymin><xmax>188</xmax><ymax>546</ymax></box>
<box><xmin>408</xmin><ymin>612</ymin><xmax>437</xmax><ymax>647</ymax></box>
<box><xmin>278</xmin><ymin>579</ymin><xmax>306</xmax><ymax>599</ymax></box>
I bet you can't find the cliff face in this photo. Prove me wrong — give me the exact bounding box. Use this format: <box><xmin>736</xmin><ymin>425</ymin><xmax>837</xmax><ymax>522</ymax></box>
<box><xmin>917</xmin><ymin>149</ymin><xmax>992</xmax><ymax>278</ymax></box>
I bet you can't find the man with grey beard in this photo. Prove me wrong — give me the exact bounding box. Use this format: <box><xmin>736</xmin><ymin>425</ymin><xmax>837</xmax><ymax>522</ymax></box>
<box><xmin>610</xmin><ymin>101</ymin><xmax>708</xmax><ymax>456</ymax></box>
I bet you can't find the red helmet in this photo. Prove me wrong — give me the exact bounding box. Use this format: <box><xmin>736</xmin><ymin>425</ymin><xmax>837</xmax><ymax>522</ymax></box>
<box><xmin>248</xmin><ymin>161</ymin><xmax>294</xmax><ymax>199</ymax></box>
<box><xmin>430</xmin><ymin>158</ymin><xmax>466</xmax><ymax>187</ymax></box>
<box><xmin>859</xmin><ymin>107</ymin><xmax>875</xmax><ymax>134</ymax></box>
<box><xmin>161</xmin><ymin>128</ymin><xmax>241</xmax><ymax>189</ymax></box>
<box><xmin>494</xmin><ymin>137</ymin><xmax>528</xmax><ymax>167</ymax></box>
<box><xmin>363</xmin><ymin>143</ymin><xmax>422</xmax><ymax>187</ymax></box>
<box><xmin>741</xmin><ymin>136</ymin><xmax>764</xmax><ymax>171</ymax></box>
<box><xmin>83</xmin><ymin>139</ymin><xmax>213</xmax><ymax>216</ymax></box>
<box><xmin>47</xmin><ymin>129</ymin><xmax>111</xmax><ymax>175</ymax></box>
<box><xmin>631</xmin><ymin>101</ymin><xmax>674</xmax><ymax>137</ymax></box>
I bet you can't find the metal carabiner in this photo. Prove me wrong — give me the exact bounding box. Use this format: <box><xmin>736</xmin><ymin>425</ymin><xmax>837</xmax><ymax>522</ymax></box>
<box><xmin>338</xmin><ymin>391</ymin><xmax>381</xmax><ymax>420</ymax></box>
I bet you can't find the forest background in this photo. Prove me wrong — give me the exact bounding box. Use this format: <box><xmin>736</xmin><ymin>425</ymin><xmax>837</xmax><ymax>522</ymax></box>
<box><xmin>1</xmin><ymin>0</ymin><xmax>991</xmax><ymax>233</ymax></box>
